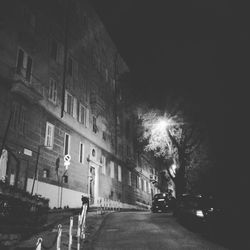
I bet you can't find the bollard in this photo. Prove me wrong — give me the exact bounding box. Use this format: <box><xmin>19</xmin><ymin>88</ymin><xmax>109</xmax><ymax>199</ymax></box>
<box><xmin>98</xmin><ymin>198</ymin><xmax>102</xmax><ymax>214</ymax></box>
<box><xmin>81</xmin><ymin>203</ymin><xmax>87</xmax><ymax>239</ymax></box>
<box><xmin>68</xmin><ymin>216</ymin><xmax>73</xmax><ymax>250</ymax></box>
<box><xmin>97</xmin><ymin>198</ymin><xmax>100</xmax><ymax>214</ymax></box>
<box><xmin>99</xmin><ymin>198</ymin><xmax>103</xmax><ymax>214</ymax></box>
<box><xmin>77</xmin><ymin>214</ymin><xmax>81</xmax><ymax>250</ymax></box>
<box><xmin>96</xmin><ymin>198</ymin><xmax>99</xmax><ymax>214</ymax></box>
<box><xmin>36</xmin><ymin>237</ymin><xmax>42</xmax><ymax>250</ymax></box>
<box><xmin>104</xmin><ymin>198</ymin><xmax>107</xmax><ymax>211</ymax></box>
<box><xmin>102</xmin><ymin>198</ymin><xmax>104</xmax><ymax>214</ymax></box>
<box><xmin>80</xmin><ymin>204</ymin><xmax>84</xmax><ymax>222</ymax></box>
<box><xmin>57</xmin><ymin>224</ymin><xmax>62</xmax><ymax>250</ymax></box>
<box><xmin>98</xmin><ymin>198</ymin><xmax>100</xmax><ymax>214</ymax></box>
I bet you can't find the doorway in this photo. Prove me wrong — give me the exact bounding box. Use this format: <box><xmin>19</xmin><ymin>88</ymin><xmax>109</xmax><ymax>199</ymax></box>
<box><xmin>89</xmin><ymin>166</ymin><xmax>95</xmax><ymax>205</ymax></box>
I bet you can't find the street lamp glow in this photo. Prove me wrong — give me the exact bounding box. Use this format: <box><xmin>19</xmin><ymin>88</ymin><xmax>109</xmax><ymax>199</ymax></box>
<box><xmin>155</xmin><ymin>117</ymin><xmax>176</xmax><ymax>132</ymax></box>
<box><xmin>141</xmin><ymin>111</ymin><xmax>180</xmax><ymax>157</ymax></box>
<box><xmin>155</xmin><ymin>119</ymin><xmax>168</xmax><ymax>131</ymax></box>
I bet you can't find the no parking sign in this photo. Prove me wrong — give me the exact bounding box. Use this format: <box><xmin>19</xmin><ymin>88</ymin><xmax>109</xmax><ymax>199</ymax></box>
<box><xmin>64</xmin><ymin>154</ymin><xmax>71</xmax><ymax>169</ymax></box>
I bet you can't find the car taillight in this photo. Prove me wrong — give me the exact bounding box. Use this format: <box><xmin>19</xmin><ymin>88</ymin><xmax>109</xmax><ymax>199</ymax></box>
<box><xmin>196</xmin><ymin>210</ymin><xmax>204</xmax><ymax>217</ymax></box>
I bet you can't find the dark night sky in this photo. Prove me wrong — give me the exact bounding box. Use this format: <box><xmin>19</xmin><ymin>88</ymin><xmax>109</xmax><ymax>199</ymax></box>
<box><xmin>91</xmin><ymin>1</ymin><xmax>249</xmax><ymax>198</ymax></box>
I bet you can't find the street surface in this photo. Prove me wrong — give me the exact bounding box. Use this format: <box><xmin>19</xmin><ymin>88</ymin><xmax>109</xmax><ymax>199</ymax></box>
<box><xmin>89</xmin><ymin>211</ymin><xmax>228</xmax><ymax>250</ymax></box>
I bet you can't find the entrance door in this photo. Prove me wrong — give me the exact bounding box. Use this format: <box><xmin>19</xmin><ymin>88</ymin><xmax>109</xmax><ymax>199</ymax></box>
<box><xmin>89</xmin><ymin>166</ymin><xmax>95</xmax><ymax>204</ymax></box>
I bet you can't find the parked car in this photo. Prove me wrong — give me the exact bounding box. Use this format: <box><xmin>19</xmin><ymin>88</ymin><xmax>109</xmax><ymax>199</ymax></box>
<box><xmin>151</xmin><ymin>193</ymin><xmax>175</xmax><ymax>213</ymax></box>
<box><xmin>174</xmin><ymin>194</ymin><xmax>224</xmax><ymax>231</ymax></box>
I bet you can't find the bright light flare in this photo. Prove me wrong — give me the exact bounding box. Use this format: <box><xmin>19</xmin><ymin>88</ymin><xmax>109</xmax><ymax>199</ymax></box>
<box><xmin>155</xmin><ymin>117</ymin><xmax>177</xmax><ymax>132</ymax></box>
<box><xmin>141</xmin><ymin>111</ymin><xmax>180</xmax><ymax>158</ymax></box>
<box><xmin>155</xmin><ymin>119</ymin><xmax>169</xmax><ymax>131</ymax></box>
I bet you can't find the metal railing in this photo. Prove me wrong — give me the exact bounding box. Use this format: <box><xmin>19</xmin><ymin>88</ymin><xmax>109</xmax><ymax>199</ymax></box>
<box><xmin>34</xmin><ymin>204</ymin><xmax>88</xmax><ymax>250</ymax></box>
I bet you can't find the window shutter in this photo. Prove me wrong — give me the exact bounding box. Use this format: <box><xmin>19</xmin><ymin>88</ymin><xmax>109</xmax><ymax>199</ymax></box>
<box><xmin>23</xmin><ymin>53</ymin><xmax>28</xmax><ymax>70</ymax></box>
<box><xmin>48</xmin><ymin>78</ymin><xmax>52</xmax><ymax>100</ymax></box>
<box><xmin>53</xmin><ymin>81</ymin><xmax>57</xmax><ymax>103</ymax></box>
<box><xmin>79</xmin><ymin>142</ymin><xmax>84</xmax><ymax>163</ymax></box>
<box><xmin>73</xmin><ymin>97</ymin><xmax>77</xmax><ymax>119</ymax></box>
<box><xmin>64</xmin><ymin>91</ymin><xmax>68</xmax><ymax>112</ymax></box>
<box><xmin>78</xmin><ymin>104</ymin><xmax>82</xmax><ymax>122</ymax></box>
<box><xmin>85</xmin><ymin>108</ymin><xmax>89</xmax><ymax>128</ymax></box>
<box><xmin>26</xmin><ymin>56</ymin><xmax>32</xmax><ymax>82</ymax></box>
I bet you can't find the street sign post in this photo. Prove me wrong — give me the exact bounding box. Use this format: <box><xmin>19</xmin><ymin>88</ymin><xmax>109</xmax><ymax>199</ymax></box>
<box><xmin>64</xmin><ymin>154</ymin><xmax>71</xmax><ymax>170</ymax></box>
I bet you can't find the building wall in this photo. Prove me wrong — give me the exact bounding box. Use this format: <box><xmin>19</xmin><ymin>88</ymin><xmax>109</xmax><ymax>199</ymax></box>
<box><xmin>0</xmin><ymin>0</ymin><xmax>159</xmax><ymax>209</ymax></box>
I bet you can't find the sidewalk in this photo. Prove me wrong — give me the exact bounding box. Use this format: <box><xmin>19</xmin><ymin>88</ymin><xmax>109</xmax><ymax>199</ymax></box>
<box><xmin>12</xmin><ymin>208</ymin><xmax>110</xmax><ymax>250</ymax></box>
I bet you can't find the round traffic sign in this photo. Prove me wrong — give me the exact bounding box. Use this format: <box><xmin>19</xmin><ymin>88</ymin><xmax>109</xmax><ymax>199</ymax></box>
<box><xmin>64</xmin><ymin>154</ymin><xmax>71</xmax><ymax>162</ymax></box>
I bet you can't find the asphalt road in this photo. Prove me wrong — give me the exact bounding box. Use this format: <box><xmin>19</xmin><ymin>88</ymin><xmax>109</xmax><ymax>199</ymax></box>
<box><xmin>89</xmin><ymin>211</ymin><xmax>228</xmax><ymax>250</ymax></box>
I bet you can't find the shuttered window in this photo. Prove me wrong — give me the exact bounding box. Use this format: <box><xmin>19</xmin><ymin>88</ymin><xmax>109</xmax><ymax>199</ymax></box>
<box><xmin>16</xmin><ymin>48</ymin><xmax>32</xmax><ymax>82</ymax></box>
<box><xmin>79</xmin><ymin>142</ymin><xmax>84</xmax><ymax>163</ymax></box>
<box><xmin>45</xmin><ymin>122</ymin><xmax>54</xmax><ymax>149</ymax></box>
<box><xmin>128</xmin><ymin>171</ymin><xmax>132</xmax><ymax>186</ymax></box>
<box><xmin>110</xmin><ymin>161</ymin><xmax>114</xmax><ymax>178</ymax></box>
<box><xmin>48</xmin><ymin>78</ymin><xmax>57</xmax><ymax>104</ymax></box>
<box><xmin>118</xmin><ymin>165</ymin><xmax>122</xmax><ymax>182</ymax></box>
<box><xmin>64</xmin><ymin>133</ymin><xmax>70</xmax><ymax>155</ymax></box>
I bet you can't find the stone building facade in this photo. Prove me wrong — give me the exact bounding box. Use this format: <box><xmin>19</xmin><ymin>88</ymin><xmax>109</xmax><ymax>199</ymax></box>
<box><xmin>0</xmin><ymin>0</ymin><xmax>160</xmax><ymax>208</ymax></box>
